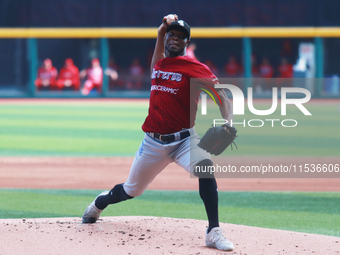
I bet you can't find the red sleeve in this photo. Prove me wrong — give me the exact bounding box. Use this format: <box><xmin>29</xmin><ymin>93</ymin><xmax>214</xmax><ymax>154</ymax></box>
<box><xmin>72</xmin><ymin>66</ymin><xmax>80</xmax><ymax>84</ymax></box>
<box><xmin>192</xmin><ymin>62</ymin><xmax>219</xmax><ymax>87</ymax></box>
<box><xmin>100</xmin><ymin>67</ymin><xmax>103</xmax><ymax>83</ymax></box>
<box><xmin>189</xmin><ymin>61</ymin><xmax>220</xmax><ymax>108</ymax></box>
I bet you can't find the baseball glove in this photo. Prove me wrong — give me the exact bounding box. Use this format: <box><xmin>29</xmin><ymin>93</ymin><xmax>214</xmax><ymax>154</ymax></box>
<box><xmin>198</xmin><ymin>124</ymin><xmax>237</xmax><ymax>156</ymax></box>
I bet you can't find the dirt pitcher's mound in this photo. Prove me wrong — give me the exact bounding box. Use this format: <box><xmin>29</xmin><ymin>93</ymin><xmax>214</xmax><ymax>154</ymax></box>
<box><xmin>0</xmin><ymin>216</ymin><xmax>339</xmax><ymax>255</ymax></box>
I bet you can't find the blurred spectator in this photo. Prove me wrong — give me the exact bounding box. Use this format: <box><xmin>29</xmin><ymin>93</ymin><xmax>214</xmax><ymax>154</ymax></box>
<box><xmin>57</xmin><ymin>58</ymin><xmax>80</xmax><ymax>91</ymax></box>
<box><xmin>80</xmin><ymin>58</ymin><xmax>103</xmax><ymax>95</ymax></box>
<box><xmin>259</xmin><ymin>57</ymin><xmax>274</xmax><ymax>78</ymax></box>
<box><xmin>277</xmin><ymin>57</ymin><xmax>293</xmax><ymax>88</ymax></box>
<box><xmin>224</xmin><ymin>56</ymin><xmax>242</xmax><ymax>77</ymax></box>
<box><xmin>278</xmin><ymin>57</ymin><xmax>293</xmax><ymax>78</ymax></box>
<box><xmin>127</xmin><ymin>58</ymin><xmax>144</xmax><ymax>90</ymax></box>
<box><xmin>186</xmin><ymin>42</ymin><xmax>197</xmax><ymax>61</ymax></box>
<box><xmin>204</xmin><ymin>59</ymin><xmax>219</xmax><ymax>76</ymax></box>
<box><xmin>35</xmin><ymin>58</ymin><xmax>58</xmax><ymax>91</ymax></box>
<box><xmin>258</xmin><ymin>57</ymin><xmax>274</xmax><ymax>91</ymax></box>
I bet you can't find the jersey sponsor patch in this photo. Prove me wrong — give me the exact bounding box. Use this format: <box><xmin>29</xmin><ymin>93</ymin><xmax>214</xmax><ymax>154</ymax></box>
<box><xmin>151</xmin><ymin>85</ymin><xmax>179</xmax><ymax>94</ymax></box>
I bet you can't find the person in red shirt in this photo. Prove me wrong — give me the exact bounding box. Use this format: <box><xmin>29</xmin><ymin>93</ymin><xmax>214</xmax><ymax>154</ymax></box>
<box><xmin>56</xmin><ymin>58</ymin><xmax>80</xmax><ymax>91</ymax></box>
<box><xmin>82</xmin><ymin>16</ymin><xmax>234</xmax><ymax>252</ymax></box>
<box><xmin>35</xmin><ymin>58</ymin><xmax>58</xmax><ymax>91</ymax></box>
<box><xmin>80</xmin><ymin>58</ymin><xmax>103</xmax><ymax>95</ymax></box>
<box><xmin>259</xmin><ymin>57</ymin><xmax>274</xmax><ymax>79</ymax></box>
<box><xmin>278</xmin><ymin>57</ymin><xmax>293</xmax><ymax>78</ymax></box>
<box><xmin>224</xmin><ymin>56</ymin><xmax>241</xmax><ymax>77</ymax></box>
<box><xmin>277</xmin><ymin>57</ymin><xmax>293</xmax><ymax>88</ymax></box>
<box><xmin>259</xmin><ymin>57</ymin><xmax>274</xmax><ymax>90</ymax></box>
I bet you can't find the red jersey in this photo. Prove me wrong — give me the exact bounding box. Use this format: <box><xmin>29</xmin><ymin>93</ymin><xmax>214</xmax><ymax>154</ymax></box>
<box><xmin>58</xmin><ymin>65</ymin><xmax>80</xmax><ymax>84</ymax></box>
<box><xmin>278</xmin><ymin>63</ymin><xmax>293</xmax><ymax>78</ymax></box>
<box><xmin>259</xmin><ymin>64</ymin><xmax>274</xmax><ymax>78</ymax></box>
<box><xmin>37</xmin><ymin>67</ymin><xmax>58</xmax><ymax>81</ymax></box>
<box><xmin>87</xmin><ymin>66</ymin><xmax>103</xmax><ymax>84</ymax></box>
<box><xmin>142</xmin><ymin>55</ymin><xmax>218</xmax><ymax>134</ymax></box>
<box><xmin>225</xmin><ymin>62</ymin><xmax>240</xmax><ymax>76</ymax></box>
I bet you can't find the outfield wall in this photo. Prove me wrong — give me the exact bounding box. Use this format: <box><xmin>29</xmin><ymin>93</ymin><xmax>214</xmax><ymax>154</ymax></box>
<box><xmin>0</xmin><ymin>27</ymin><xmax>340</xmax><ymax>98</ymax></box>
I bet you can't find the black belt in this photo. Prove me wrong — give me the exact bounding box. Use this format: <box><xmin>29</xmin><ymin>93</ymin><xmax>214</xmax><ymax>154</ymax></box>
<box><xmin>149</xmin><ymin>130</ymin><xmax>190</xmax><ymax>143</ymax></box>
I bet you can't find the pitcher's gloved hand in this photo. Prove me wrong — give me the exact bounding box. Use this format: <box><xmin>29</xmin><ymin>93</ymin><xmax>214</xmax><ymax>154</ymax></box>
<box><xmin>198</xmin><ymin>124</ymin><xmax>237</xmax><ymax>156</ymax></box>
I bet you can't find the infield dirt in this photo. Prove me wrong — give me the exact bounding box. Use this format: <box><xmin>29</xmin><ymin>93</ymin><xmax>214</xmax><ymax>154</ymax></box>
<box><xmin>0</xmin><ymin>156</ymin><xmax>339</xmax><ymax>254</ymax></box>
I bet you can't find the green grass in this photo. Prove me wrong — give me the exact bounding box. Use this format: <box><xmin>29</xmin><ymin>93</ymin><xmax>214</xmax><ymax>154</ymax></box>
<box><xmin>0</xmin><ymin>100</ymin><xmax>339</xmax><ymax>156</ymax></box>
<box><xmin>196</xmin><ymin>101</ymin><xmax>340</xmax><ymax>156</ymax></box>
<box><xmin>0</xmin><ymin>189</ymin><xmax>339</xmax><ymax>236</ymax></box>
<box><xmin>0</xmin><ymin>103</ymin><xmax>146</xmax><ymax>156</ymax></box>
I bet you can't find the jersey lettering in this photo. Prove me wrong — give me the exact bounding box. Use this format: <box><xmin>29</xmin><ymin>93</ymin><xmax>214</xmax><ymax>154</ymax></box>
<box><xmin>151</xmin><ymin>69</ymin><xmax>182</xmax><ymax>82</ymax></box>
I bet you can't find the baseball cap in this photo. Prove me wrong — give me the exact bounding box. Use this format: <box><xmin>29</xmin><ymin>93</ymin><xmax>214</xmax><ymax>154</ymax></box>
<box><xmin>166</xmin><ymin>20</ymin><xmax>191</xmax><ymax>39</ymax></box>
